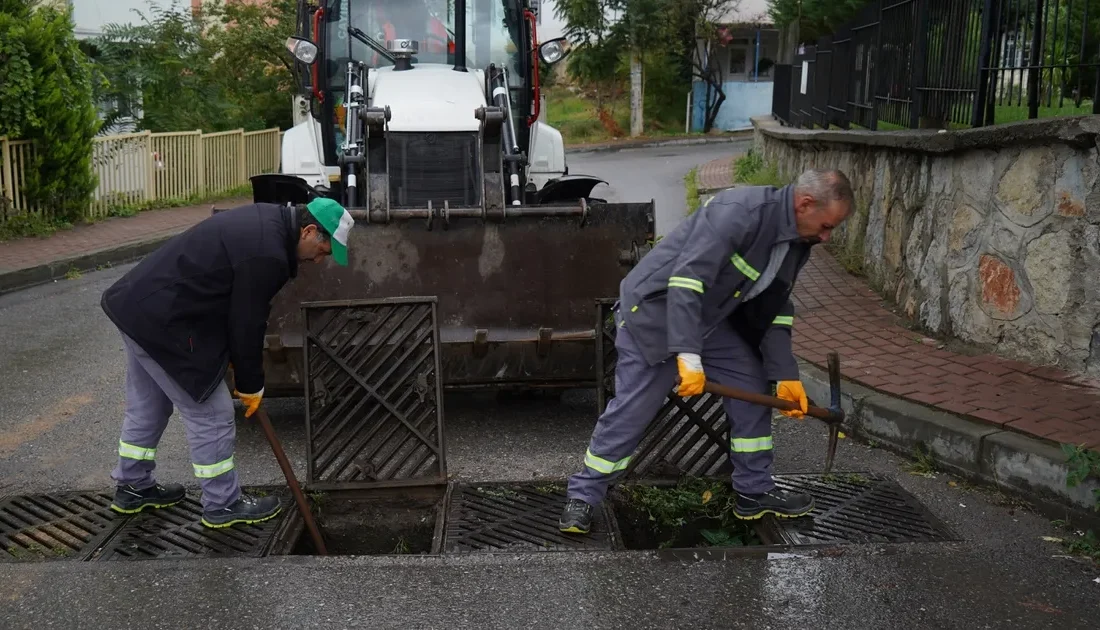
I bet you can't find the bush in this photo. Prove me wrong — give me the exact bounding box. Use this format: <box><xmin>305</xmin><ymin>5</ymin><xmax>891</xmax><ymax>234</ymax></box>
<box><xmin>0</xmin><ymin>2</ymin><xmax>100</xmax><ymax>222</ymax></box>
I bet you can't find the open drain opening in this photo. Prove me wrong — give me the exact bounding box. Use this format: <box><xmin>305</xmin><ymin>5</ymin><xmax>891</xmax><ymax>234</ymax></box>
<box><xmin>609</xmin><ymin>479</ymin><xmax>767</xmax><ymax>550</ymax></box>
<box><xmin>285</xmin><ymin>487</ymin><xmax>446</xmax><ymax>556</ymax></box>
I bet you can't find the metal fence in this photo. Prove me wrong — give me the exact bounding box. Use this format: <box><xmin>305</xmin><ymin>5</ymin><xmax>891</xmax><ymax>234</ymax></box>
<box><xmin>1</xmin><ymin>128</ymin><xmax>282</xmax><ymax>224</ymax></box>
<box><xmin>775</xmin><ymin>0</ymin><xmax>1100</xmax><ymax>130</ymax></box>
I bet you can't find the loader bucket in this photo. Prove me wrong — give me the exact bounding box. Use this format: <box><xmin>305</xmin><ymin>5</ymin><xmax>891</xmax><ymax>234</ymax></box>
<box><xmin>255</xmin><ymin>201</ymin><xmax>655</xmax><ymax>396</ymax></box>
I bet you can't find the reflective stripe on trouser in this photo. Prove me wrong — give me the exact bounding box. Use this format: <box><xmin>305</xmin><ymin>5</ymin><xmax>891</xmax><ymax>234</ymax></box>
<box><xmin>110</xmin><ymin>332</ymin><xmax>241</xmax><ymax>511</ymax></box>
<box><xmin>566</xmin><ymin>315</ymin><xmax>777</xmax><ymax>505</ymax></box>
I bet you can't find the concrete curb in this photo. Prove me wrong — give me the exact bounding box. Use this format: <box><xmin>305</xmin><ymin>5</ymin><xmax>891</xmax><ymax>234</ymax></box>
<box><xmin>798</xmin><ymin>359</ymin><xmax>1100</xmax><ymax>516</ymax></box>
<box><xmin>0</xmin><ymin>233</ymin><xmax>180</xmax><ymax>296</ymax></box>
<box><xmin>565</xmin><ymin>131</ymin><xmax>752</xmax><ymax>154</ymax></box>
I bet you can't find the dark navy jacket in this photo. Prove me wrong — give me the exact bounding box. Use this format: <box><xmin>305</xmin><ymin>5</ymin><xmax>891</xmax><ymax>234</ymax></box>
<box><xmin>617</xmin><ymin>184</ymin><xmax>811</xmax><ymax>382</ymax></box>
<box><xmin>101</xmin><ymin>203</ymin><xmax>299</xmax><ymax>403</ymax></box>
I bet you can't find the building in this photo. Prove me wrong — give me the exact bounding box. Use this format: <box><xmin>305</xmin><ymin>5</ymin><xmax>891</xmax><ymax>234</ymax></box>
<box><xmin>690</xmin><ymin>0</ymin><xmax>778</xmax><ymax>132</ymax></box>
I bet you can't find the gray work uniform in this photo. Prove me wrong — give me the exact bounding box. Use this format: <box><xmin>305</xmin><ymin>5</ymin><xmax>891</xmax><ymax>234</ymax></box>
<box><xmin>568</xmin><ymin>184</ymin><xmax>812</xmax><ymax>505</ymax></box>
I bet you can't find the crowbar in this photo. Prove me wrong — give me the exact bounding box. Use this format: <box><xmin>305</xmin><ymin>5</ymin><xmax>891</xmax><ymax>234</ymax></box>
<box><xmin>703</xmin><ymin>352</ymin><xmax>846</xmax><ymax>473</ymax></box>
<box><xmin>254</xmin><ymin>407</ymin><xmax>328</xmax><ymax>555</ymax></box>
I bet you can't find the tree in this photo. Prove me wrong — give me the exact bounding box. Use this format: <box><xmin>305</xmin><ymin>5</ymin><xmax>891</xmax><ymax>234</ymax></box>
<box><xmin>767</xmin><ymin>0</ymin><xmax>864</xmax><ymax>43</ymax></box>
<box><xmin>556</xmin><ymin>0</ymin><xmax>677</xmax><ymax>136</ymax></box>
<box><xmin>0</xmin><ymin>0</ymin><xmax>101</xmax><ymax>222</ymax></box>
<box><xmin>685</xmin><ymin>0</ymin><xmax>742</xmax><ymax>133</ymax></box>
<box><xmin>91</xmin><ymin>3</ymin><xmax>233</xmax><ymax>132</ymax></box>
<box><xmin>90</xmin><ymin>0</ymin><xmax>298</xmax><ymax>133</ymax></box>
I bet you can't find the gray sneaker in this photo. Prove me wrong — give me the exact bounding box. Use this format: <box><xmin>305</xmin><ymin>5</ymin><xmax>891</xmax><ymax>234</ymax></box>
<box><xmin>201</xmin><ymin>494</ymin><xmax>282</xmax><ymax>528</ymax></box>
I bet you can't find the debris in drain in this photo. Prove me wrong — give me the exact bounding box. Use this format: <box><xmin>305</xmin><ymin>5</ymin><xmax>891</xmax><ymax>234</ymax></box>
<box><xmin>611</xmin><ymin>478</ymin><xmax>763</xmax><ymax>550</ymax></box>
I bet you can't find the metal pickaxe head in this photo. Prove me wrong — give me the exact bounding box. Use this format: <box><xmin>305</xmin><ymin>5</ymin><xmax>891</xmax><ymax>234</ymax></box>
<box><xmin>821</xmin><ymin>351</ymin><xmax>845</xmax><ymax>473</ymax></box>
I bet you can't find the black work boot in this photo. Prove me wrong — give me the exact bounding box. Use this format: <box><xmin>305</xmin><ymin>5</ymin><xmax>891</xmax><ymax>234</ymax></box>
<box><xmin>201</xmin><ymin>494</ymin><xmax>282</xmax><ymax>529</ymax></box>
<box><xmin>558</xmin><ymin>498</ymin><xmax>594</xmax><ymax>534</ymax></box>
<box><xmin>110</xmin><ymin>482</ymin><xmax>187</xmax><ymax>514</ymax></box>
<box><xmin>733</xmin><ymin>488</ymin><xmax>815</xmax><ymax>520</ymax></box>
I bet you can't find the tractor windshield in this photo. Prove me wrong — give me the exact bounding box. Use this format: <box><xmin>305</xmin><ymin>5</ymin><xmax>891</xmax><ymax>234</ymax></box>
<box><xmin>323</xmin><ymin>0</ymin><xmax>526</xmax><ymax>91</ymax></box>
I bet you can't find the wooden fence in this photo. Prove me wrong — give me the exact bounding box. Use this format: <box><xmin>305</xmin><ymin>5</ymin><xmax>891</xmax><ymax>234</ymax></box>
<box><xmin>1</xmin><ymin>127</ymin><xmax>282</xmax><ymax>223</ymax></box>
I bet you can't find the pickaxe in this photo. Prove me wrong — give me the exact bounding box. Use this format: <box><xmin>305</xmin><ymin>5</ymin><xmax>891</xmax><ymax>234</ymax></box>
<box><xmin>704</xmin><ymin>352</ymin><xmax>845</xmax><ymax>473</ymax></box>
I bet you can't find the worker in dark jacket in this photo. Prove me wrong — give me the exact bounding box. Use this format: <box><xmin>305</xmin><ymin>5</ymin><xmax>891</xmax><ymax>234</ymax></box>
<box><xmin>101</xmin><ymin>197</ymin><xmax>354</xmax><ymax>528</ymax></box>
<box><xmin>559</xmin><ymin>169</ymin><xmax>853</xmax><ymax>534</ymax></box>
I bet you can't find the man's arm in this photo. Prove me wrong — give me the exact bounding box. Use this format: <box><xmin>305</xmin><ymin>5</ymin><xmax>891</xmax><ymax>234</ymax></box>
<box><xmin>665</xmin><ymin>195</ymin><xmax>758</xmax><ymax>357</ymax></box>
<box><xmin>228</xmin><ymin>256</ymin><xmax>289</xmax><ymax>396</ymax></box>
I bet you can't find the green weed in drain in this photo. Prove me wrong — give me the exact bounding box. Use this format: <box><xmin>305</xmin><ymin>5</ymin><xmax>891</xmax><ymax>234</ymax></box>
<box><xmin>621</xmin><ymin>477</ymin><xmax>761</xmax><ymax>549</ymax></box>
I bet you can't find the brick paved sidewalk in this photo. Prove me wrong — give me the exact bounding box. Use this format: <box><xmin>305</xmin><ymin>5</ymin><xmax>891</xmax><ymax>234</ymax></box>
<box><xmin>0</xmin><ymin>197</ymin><xmax>249</xmax><ymax>275</ymax></box>
<box><xmin>697</xmin><ymin>154</ymin><xmax>1099</xmax><ymax>449</ymax></box>
<box><xmin>794</xmin><ymin>246</ymin><xmax>1100</xmax><ymax>450</ymax></box>
<box><xmin>696</xmin><ymin>156</ymin><xmax>735</xmax><ymax>192</ymax></box>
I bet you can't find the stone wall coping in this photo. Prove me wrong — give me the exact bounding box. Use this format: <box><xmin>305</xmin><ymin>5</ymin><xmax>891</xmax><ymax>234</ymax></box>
<box><xmin>750</xmin><ymin>114</ymin><xmax>1100</xmax><ymax>155</ymax></box>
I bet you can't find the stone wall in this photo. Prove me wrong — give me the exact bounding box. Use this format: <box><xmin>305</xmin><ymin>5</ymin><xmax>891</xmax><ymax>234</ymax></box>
<box><xmin>751</xmin><ymin>115</ymin><xmax>1100</xmax><ymax>377</ymax></box>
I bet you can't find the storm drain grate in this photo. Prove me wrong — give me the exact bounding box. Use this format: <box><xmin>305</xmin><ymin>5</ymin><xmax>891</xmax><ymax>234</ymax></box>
<box><xmin>770</xmin><ymin>473</ymin><xmax>957</xmax><ymax>545</ymax></box>
<box><xmin>444</xmin><ymin>483</ymin><xmax>616</xmax><ymax>552</ymax></box>
<box><xmin>304</xmin><ymin>297</ymin><xmax>446</xmax><ymax>490</ymax></box>
<box><xmin>92</xmin><ymin>492</ymin><xmax>288</xmax><ymax>560</ymax></box>
<box><xmin>0</xmin><ymin>491</ymin><xmax>123</xmax><ymax>562</ymax></box>
<box><xmin>595</xmin><ymin>300</ymin><xmax>731</xmax><ymax>481</ymax></box>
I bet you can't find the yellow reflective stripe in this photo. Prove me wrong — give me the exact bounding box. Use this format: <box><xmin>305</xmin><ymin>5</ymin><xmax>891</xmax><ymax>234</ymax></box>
<box><xmin>193</xmin><ymin>456</ymin><xmax>235</xmax><ymax>479</ymax></box>
<box><xmin>118</xmin><ymin>441</ymin><xmax>156</xmax><ymax>461</ymax></box>
<box><xmin>730</xmin><ymin>436</ymin><xmax>773</xmax><ymax>453</ymax></box>
<box><xmin>631</xmin><ymin>305</ymin><xmax>638</xmax><ymax>312</ymax></box>
<box><xmin>668</xmin><ymin>276</ymin><xmax>704</xmax><ymax>293</ymax></box>
<box><xmin>730</xmin><ymin>254</ymin><xmax>760</xmax><ymax>281</ymax></box>
<box><xmin>584</xmin><ymin>449</ymin><xmax>631</xmax><ymax>475</ymax></box>
<box><xmin>772</xmin><ymin>315</ymin><xmax>794</xmax><ymax>326</ymax></box>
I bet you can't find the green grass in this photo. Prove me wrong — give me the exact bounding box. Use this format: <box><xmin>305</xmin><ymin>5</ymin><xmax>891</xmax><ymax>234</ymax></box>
<box><xmin>730</xmin><ymin>149</ymin><xmax>787</xmax><ymax>188</ymax></box>
<box><xmin>684</xmin><ymin>167</ymin><xmax>700</xmax><ymax>215</ymax></box>
<box><xmin>544</xmin><ymin>89</ymin><xmax>710</xmax><ymax>146</ymax></box>
<box><xmin>841</xmin><ymin>100</ymin><xmax>1095</xmax><ymax>132</ymax></box>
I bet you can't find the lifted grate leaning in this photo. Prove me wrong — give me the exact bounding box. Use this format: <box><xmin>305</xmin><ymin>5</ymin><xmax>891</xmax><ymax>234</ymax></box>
<box><xmin>303</xmin><ymin>297</ymin><xmax>447</xmax><ymax>490</ymax></box>
<box><xmin>769</xmin><ymin>473</ymin><xmax>958</xmax><ymax>545</ymax></box>
<box><xmin>0</xmin><ymin>491</ymin><xmax>122</xmax><ymax>562</ymax></box>
<box><xmin>444</xmin><ymin>483</ymin><xmax>617</xmax><ymax>553</ymax></box>
<box><xmin>92</xmin><ymin>492</ymin><xmax>288</xmax><ymax>560</ymax></box>
<box><xmin>595</xmin><ymin>300</ymin><xmax>732</xmax><ymax>481</ymax></box>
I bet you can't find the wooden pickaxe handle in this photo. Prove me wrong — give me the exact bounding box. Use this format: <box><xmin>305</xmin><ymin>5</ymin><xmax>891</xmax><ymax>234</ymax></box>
<box><xmin>254</xmin><ymin>407</ymin><xmax>328</xmax><ymax>555</ymax></box>
<box><xmin>703</xmin><ymin>381</ymin><xmax>844</xmax><ymax>425</ymax></box>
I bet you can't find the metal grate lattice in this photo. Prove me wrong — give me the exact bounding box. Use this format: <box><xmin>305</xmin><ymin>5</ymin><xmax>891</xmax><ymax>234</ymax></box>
<box><xmin>303</xmin><ymin>297</ymin><xmax>446</xmax><ymax>490</ymax></box>
<box><xmin>0</xmin><ymin>492</ymin><xmax>122</xmax><ymax>562</ymax></box>
<box><xmin>595</xmin><ymin>300</ymin><xmax>731</xmax><ymax>481</ymax></box>
<box><xmin>444</xmin><ymin>483</ymin><xmax>616</xmax><ymax>553</ymax></box>
<box><xmin>93</xmin><ymin>493</ymin><xmax>287</xmax><ymax>560</ymax></box>
<box><xmin>770</xmin><ymin>473</ymin><xmax>957</xmax><ymax>545</ymax></box>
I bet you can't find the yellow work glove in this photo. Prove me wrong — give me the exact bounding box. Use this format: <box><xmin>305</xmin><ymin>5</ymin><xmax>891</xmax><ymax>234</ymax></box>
<box><xmin>774</xmin><ymin>380</ymin><xmax>808</xmax><ymax>419</ymax></box>
<box><xmin>233</xmin><ymin>387</ymin><xmax>264</xmax><ymax>418</ymax></box>
<box><xmin>675</xmin><ymin>353</ymin><xmax>705</xmax><ymax>397</ymax></box>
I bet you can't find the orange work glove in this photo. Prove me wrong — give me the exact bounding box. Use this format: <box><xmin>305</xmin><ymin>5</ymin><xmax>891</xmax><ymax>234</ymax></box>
<box><xmin>675</xmin><ymin>353</ymin><xmax>705</xmax><ymax>397</ymax></box>
<box><xmin>774</xmin><ymin>380</ymin><xmax>808</xmax><ymax>419</ymax></box>
<box><xmin>233</xmin><ymin>387</ymin><xmax>264</xmax><ymax>418</ymax></box>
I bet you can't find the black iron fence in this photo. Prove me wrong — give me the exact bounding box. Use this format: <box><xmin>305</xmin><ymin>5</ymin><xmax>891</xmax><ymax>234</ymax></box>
<box><xmin>773</xmin><ymin>0</ymin><xmax>1100</xmax><ymax>130</ymax></box>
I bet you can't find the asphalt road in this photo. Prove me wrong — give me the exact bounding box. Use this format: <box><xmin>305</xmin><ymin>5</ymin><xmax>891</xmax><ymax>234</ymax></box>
<box><xmin>0</xmin><ymin>143</ymin><xmax>1097</xmax><ymax>627</ymax></box>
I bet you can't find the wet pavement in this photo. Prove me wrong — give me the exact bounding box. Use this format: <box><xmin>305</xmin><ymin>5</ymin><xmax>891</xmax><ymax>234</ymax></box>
<box><xmin>0</xmin><ymin>144</ymin><xmax>1097</xmax><ymax>627</ymax></box>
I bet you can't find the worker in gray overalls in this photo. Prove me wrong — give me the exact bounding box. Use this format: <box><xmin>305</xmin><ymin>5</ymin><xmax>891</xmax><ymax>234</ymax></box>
<box><xmin>559</xmin><ymin>169</ymin><xmax>854</xmax><ymax>534</ymax></box>
<box><xmin>100</xmin><ymin>198</ymin><xmax>355</xmax><ymax>528</ymax></box>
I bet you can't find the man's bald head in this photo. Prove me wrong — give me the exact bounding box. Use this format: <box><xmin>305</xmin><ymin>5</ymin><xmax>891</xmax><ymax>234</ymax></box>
<box><xmin>792</xmin><ymin>169</ymin><xmax>854</xmax><ymax>244</ymax></box>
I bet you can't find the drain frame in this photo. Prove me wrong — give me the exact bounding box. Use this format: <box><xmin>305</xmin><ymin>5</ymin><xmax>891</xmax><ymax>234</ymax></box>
<box><xmin>0</xmin><ymin>491</ymin><xmax>124</xmax><ymax>563</ymax></box>
<box><xmin>302</xmin><ymin>296</ymin><xmax>447</xmax><ymax>491</ymax></box>
<box><xmin>442</xmin><ymin>481</ymin><xmax>619</xmax><ymax>553</ymax></box>
<box><xmin>767</xmin><ymin>472</ymin><xmax>959</xmax><ymax>546</ymax></box>
<box><xmin>90</xmin><ymin>486</ymin><xmax>291</xmax><ymax>561</ymax></box>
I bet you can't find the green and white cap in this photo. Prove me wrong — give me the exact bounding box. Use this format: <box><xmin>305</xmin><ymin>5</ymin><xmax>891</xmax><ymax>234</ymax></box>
<box><xmin>306</xmin><ymin>197</ymin><xmax>354</xmax><ymax>266</ymax></box>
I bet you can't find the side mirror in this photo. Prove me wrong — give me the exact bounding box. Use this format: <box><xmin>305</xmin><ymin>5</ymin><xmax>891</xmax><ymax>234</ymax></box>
<box><xmin>538</xmin><ymin>37</ymin><xmax>570</xmax><ymax>65</ymax></box>
<box><xmin>286</xmin><ymin>36</ymin><xmax>319</xmax><ymax>65</ymax></box>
